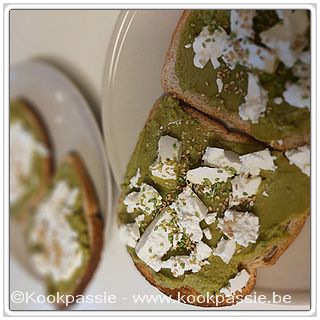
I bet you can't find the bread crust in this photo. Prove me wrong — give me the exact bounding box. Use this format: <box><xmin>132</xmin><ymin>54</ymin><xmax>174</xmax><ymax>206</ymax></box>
<box><xmin>10</xmin><ymin>99</ymin><xmax>54</xmax><ymax>221</ymax></box>
<box><xmin>161</xmin><ymin>10</ymin><xmax>310</xmax><ymax>151</ymax></box>
<box><xmin>57</xmin><ymin>153</ymin><xmax>104</xmax><ymax>309</ymax></box>
<box><xmin>119</xmin><ymin>98</ymin><xmax>310</xmax><ymax>308</ymax></box>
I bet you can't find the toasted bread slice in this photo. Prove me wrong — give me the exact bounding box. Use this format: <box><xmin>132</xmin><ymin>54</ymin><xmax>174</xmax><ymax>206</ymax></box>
<box><xmin>117</xmin><ymin>96</ymin><xmax>310</xmax><ymax>307</ymax></box>
<box><xmin>10</xmin><ymin>99</ymin><xmax>54</xmax><ymax>220</ymax></box>
<box><xmin>28</xmin><ymin>153</ymin><xmax>103</xmax><ymax>309</ymax></box>
<box><xmin>162</xmin><ymin>10</ymin><xmax>310</xmax><ymax>150</ymax></box>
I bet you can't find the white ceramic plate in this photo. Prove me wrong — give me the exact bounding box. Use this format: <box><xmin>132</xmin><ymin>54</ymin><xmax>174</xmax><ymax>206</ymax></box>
<box><xmin>102</xmin><ymin>10</ymin><xmax>311</xmax><ymax>310</ymax></box>
<box><xmin>10</xmin><ymin>60</ymin><xmax>112</xmax><ymax>309</ymax></box>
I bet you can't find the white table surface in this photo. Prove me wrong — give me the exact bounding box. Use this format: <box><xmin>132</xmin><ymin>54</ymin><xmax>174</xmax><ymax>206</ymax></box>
<box><xmin>9</xmin><ymin>10</ymin><xmax>310</xmax><ymax>312</ymax></box>
<box><xmin>10</xmin><ymin>10</ymin><xmax>120</xmax><ymax>119</ymax></box>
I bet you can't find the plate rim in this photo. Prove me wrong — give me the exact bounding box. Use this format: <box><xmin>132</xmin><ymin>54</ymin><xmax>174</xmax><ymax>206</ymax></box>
<box><xmin>102</xmin><ymin>10</ymin><xmax>136</xmax><ymax>188</ymax></box>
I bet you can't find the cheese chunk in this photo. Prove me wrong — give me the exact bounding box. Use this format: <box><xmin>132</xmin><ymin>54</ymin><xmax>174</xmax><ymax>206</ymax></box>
<box><xmin>135</xmin><ymin>214</ymin><xmax>145</xmax><ymax>226</ymax></box>
<box><xmin>260</xmin><ymin>10</ymin><xmax>309</xmax><ymax>67</ymax></box>
<box><xmin>203</xmin><ymin>227</ymin><xmax>212</xmax><ymax>240</ymax></box>
<box><xmin>178</xmin><ymin>216</ymin><xmax>203</xmax><ymax>243</ymax></box>
<box><xmin>10</xmin><ymin>121</ymin><xmax>48</xmax><ymax>204</ymax></box>
<box><xmin>213</xmin><ymin>238</ymin><xmax>236</xmax><ymax>264</ymax></box>
<box><xmin>216</xmin><ymin>78</ymin><xmax>224</xmax><ymax>93</ymax></box>
<box><xmin>285</xmin><ymin>145</ymin><xmax>310</xmax><ymax>176</ymax></box>
<box><xmin>173</xmin><ymin>186</ymin><xmax>208</xmax><ymax>220</ymax></box>
<box><xmin>119</xmin><ymin>222</ymin><xmax>140</xmax><ymax>247</ymax></box>
<box><xmin>229</xmin><ymin>175</ymin><xmax>262</xmax><ymax>206</ymax></box>
<box><xmin>162</xmin><ymin>241</ymin><xmax>211</xmax><ymax>277</ymax></box>
<box><xmin>283</xmin><ymin>79</ymin><xmax>310</xmax><ymax>109</ymax></box>
<box><xmin>204</xmin><ymin>212</ymin><xmax>217</xmax><ymax>225</ymax></box>
<box><xmin>129</xmin><ymin>168</ymin><xmax>141</xmax><ymax>189</ymax></box>
<box><xmin>220</xmin><ymin>269</ymin><xmax>250</xmax><ymax>296</ymax></box>
<box><xmin>202</xmin><ymin>147</ymin><xmax>240</xmax><ymax>172</ymax></box>
<box><xmin>238</xmin><ymin>73</ymin><xmax>268</xmax><ymax>124</ymax></box>
<box><xmin>193</xmin><ymin>26</ymin><xmax>229</xmax><ymax>69</ymax></box>
<box><xmin>135</xmin><ymin>208</ymin><xmax>174</xmax><ymax>272</ymax></box>
<box><xmin>187</xmin><ymin>167</ymin><xmax>232</xmax><ymax>185</ymax></box>
<box><xmin>217</xmin><ymin>209</ymin><xmax>259</xmax><ymax>247</ymax></box>
<box><xmin>222</xmin><ymin>38</ymin><xmax>276</xmax><ymax>73</ymax></box>
<box><xmin>29</xmin><ymin>181</ymin><xmax>82</xmax><ymax>283</ymax></box>
<box><xmin>172</xmin><ymin>186</ymin><xmax>208</xmax><ymax>242</ymax></box>
<box><xmin>239</xmin><ymin>149</ymin><xmax>277</xmax><ymax>176</ymax></box>
<box><xmin>230</xmin><ymin>10</ymin><xmax>256</xmax><ymax>40</ymax></box>
<box><xmin>158</xmin><ymin>135</ymin><xmax>181</xmax><ymax>162</ymax></box>
<box><xmin>293</xmin><ymin>52</ymin><xmax>310</xmax><ymax>79</ymax></box>
<box><xmin>150</xmin><ymin>160</ymin><xmax>176</xmax><ymax>180</ymax></box>
<box><xmin>150</xmin><ymin>135</ymin><xmax>181</xmax><ymax>180</ymax></box>
<box><xmin>124</xmin><ymin>183</ymin><xmax>162</xmax><ymax>214</ymax></box>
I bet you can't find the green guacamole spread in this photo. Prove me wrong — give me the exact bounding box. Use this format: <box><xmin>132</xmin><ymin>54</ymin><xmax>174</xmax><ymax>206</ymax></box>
<box><xmin>118</xmin><ymin>96</ymin><xmax>310</xmax><ymax>295</ymax></box>
<box><xmin>174</xmin><ymin>10</ymin><xmax>310</xmax><ymax>145</ymax></box>
<box><xmin>10</xmin><ymin>101</ymin><xmax>48</xmax><ymax>218</ymax></box>
<box><xmin>29</xmin><ymin>161</ymin><xmax>91</xmax><ymax>297</ymax></box>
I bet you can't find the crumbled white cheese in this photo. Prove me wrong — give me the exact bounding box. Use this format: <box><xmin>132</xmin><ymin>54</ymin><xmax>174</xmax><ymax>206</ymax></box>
<box><xmin>136</xmin><ymin>185</ymin><xmax>211</xmax><ymax>275</ymax></box>
<box><xmin>162</xmin><ymin>255</ymin><xmax>193</xmax><ymax>277</ymax></box>
<box><xmin>283</xmin><ymin>79</ymin><xmax>310</xmax><ymax>109</ymax></box>
<box><xmin>277</xmin><ymin>139</ymin><xmax>283</xmax><ymax>146</ymax></box>
<box><xmin>119</xmin><ymin>222</ymin><xmax>140</xmax><ymax>247</ymax></box>
<box><xmin>293</xmin><ymin>59</ymin><xmax>310</xmax><ymax>79</ymax></box>
<box><xmin>129</xmin><ymin>167</ymin><xmax>141</xmax><ymax>189</ymax></box>
<box><xmin>274</xmin><ymin>97</ymin><xmax>283</xmax><ymax>105</ymax></box>
<box><xmin>220</xmin><ymin>269</ymin><xmax>250</xmax><ymax>296</ymax></box>
<box><xmin>216</xmin><ymin>78</ymin><xmax>224</xmax><ymax>93</ymax></box>
<box><xmin>221</xmin><ymin>36</ymin><xmax>276</xmax><ymax>73</ymax></box>
<box><xmin>158</xmin><ymin>135</ymin><xmax>181</xmax><ymax>162</ymax></box>
<box><xmin>150</xmin><ymin>135</ymin><xmax>181</xmax><ymax>180</ymax></box>
<box><xmin>203</xmin><ymin>227</ymin><xmax>212</xmax><ymax>240</ymax></box>
<box><xmin>193</xmin><ymin>26</ymin><xmax>229</xmax><ymax>69</ymax></box>
<box><xmin>204</xmin><ymin>212</ymin><xmax>217</xmax><ymax>225</ymax></box>
<box><xmin>29</xmin><ymin>181</ymin><xmax>82</xmax><ymax>283</ymax></box>
<box><xmin>187</xmin><ymin>167</ymin><xmax>232</xmax><ymax>185</ymax></box>
<box><xmin>162</xmin><ymin>241</ymin><xmax>211</xmax><ymax>277</ymax></box>
<box><xmin>217</xmin><ymin>209</ymin><xmax>259</xmax><ymax>247</ymax></box>
<box><xmin>229</xmin><ymin>175</ymin><xmax>262</xmax><ymax>206</ymax></box>
<box><xmin>184</xmin><ymin>43</ymin><xmax>192</xmax><ymax>49</ymax></box>
<box><xmin>230</xmin><ymin>10</ymin><xmax>256</xmax><ymax>40</ymax></box>
<box><xmin>262</xmin><ymin>191</ymin><xmax>269</xmax><ymax>197</ymax></box>
<box><xmin>213</xmin><ymin>238</ymin><xmax>236</xmax><ymax>264</ymax></box>
<box><xmin>173</xmin><ymin>186</ymin><xmax>208</xmax><ymax>220</ymax></box>
<box><xmin>173</xmin><ymin>186</ymin><xmax>208</xmax><ymax>242</ymax></box>
<box><xmin>285</xmin><ymin>145</ymin><xmax>310</xmax><ymax>176</ymax></box>
<box><xmin>135</xmin><ymin>208</ymin><xmax>174</xmax><ymax>272</ymax></box>
<box><xmin>193</xmin><ymin>23</ymin><xmax>276</xmax><ymax>73</ymax></box>
<box><xmin>238</xmin><ymin>73</ymin><xmax>268</xmax><ymax>124</ymax></box>
<box><xmin>135</xmin><ymin>214</ymin><xmax>145</xmax><ymax>226</ymax></box>
<box><xmin>193</xmin><ymin>240</ymin><xmax>212</xmax><ymax>261</ymax></box>
<box><xmin>241</xmin><ymin>41</ymin><xmax>277</xmax><ymax>73</ymax></box>
<box><xmin>178</xmin><ymin>215</ymin><xmax>204</xmax><ymax>243</ymax></box>
<box><xmin>202</xmin><ymin>147</ymin><xmax>241</xmax><ymax>173</ymax></box>
<box><xmin>10</xmin><ymin>121</ymin><xmax>48</xmax><ymax>204</ymax></box>
<box><xmin>124</xmin><ymin>183</ymin><xmax>162</xmax><ymax>214</ymax></box>
<box><xmin>150</xmin><ymin>160</ymin><xmax>176</xmax><ymax>180</ymax></box>
<box><xmin>239</xmin><ymin>149</ymin><xmax>277</xmax><ymax>176</ymax></box>
<box><xmin>260</xmin><ymin>10</ymin><xmax>309</xmax><ymax>67</ymax></box>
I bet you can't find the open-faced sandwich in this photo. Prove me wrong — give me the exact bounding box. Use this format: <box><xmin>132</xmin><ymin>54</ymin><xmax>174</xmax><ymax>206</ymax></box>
<box><xmin>117</xmin><ymin>95</ymin><xmax>310</xmax><ymax>307</ymax></box>
<box><xmin>162</xmin><ymin>9</ymin><xmax>310</xmax><ymax>150</ymax></box>
<box><xmin>10</xmin><ymin>100</ymin><xmax>54</xmax><ymax>220</ymax></box>
<box><xmin>28</xmin><ymin>153</ymin><xmax>103</xmax><ymax>308</ymax></box>
<box><xmin>117</xmin><ymin>9</ymin><xmax>310</xmax><ymax>308</ymax></box>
